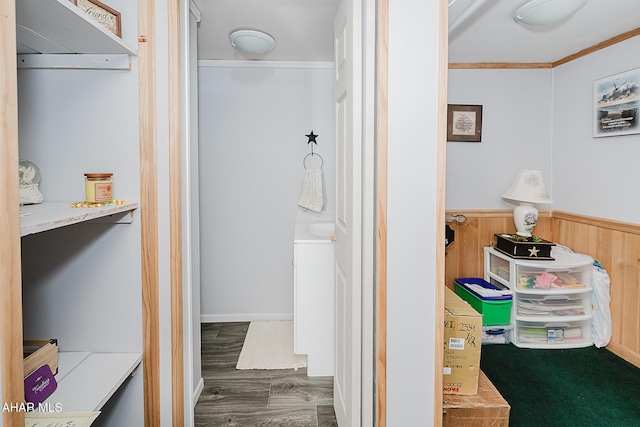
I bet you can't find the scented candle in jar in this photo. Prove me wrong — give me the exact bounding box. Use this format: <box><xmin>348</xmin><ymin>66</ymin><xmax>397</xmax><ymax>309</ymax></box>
<box><xmin>84</xmin><ymin>173</ymin><xmax>113</xmax><ymax>202</ymax></box>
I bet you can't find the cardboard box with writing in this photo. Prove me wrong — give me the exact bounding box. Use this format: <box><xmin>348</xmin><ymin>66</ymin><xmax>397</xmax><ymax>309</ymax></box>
<box><xmin>443</xmin><ymin>287</ymin><xmax>481</xmax><ymax>395</ymax></box>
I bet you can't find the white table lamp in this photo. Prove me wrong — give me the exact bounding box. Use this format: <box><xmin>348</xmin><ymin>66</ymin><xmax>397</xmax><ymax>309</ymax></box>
<box><xmin>501</xmin><ymin>169</ymin><xmax>552</xmax><ymax>237</ymax></box>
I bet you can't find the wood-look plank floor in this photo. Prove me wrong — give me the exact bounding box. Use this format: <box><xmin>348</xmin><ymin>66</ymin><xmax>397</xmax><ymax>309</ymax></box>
<box><xmin>195</xmin><ymin>322</ymin><xmax>338</xmax><ymax>427</ymax></box>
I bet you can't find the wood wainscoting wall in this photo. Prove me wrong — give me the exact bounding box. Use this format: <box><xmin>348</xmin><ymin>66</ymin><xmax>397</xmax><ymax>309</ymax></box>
<box><xmin>551</xmin><ymin>211</ymin><xmax>640</xmax><ymax>368</ymax></box>
<box><xmin>444</xmin><ymin>209</ymin><xmax>640</xmax><ymax>369</ymax></box>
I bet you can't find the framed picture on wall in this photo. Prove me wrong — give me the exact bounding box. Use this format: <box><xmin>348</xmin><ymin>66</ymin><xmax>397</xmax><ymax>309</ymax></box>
<box><xmin>447</xmin><ymin>104</ymin><xmax>483</xmax><ymax>142</ymax></box>
<box><xmin>70</xmin><ymin>0</ymin><xmax>122</xmax><ymax>37</ymax></box>
<box><xmin>593</xmin><ymin>67</ymin><xmax>640</xmax><ymax>137</ymax></box>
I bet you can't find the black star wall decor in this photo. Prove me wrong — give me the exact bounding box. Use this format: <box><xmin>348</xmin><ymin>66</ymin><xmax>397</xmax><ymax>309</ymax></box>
<box><xmin>306</xmin><ymin>131</ymin><xmax>318</xmax><ymax>144</ymax></box>
<box><xmin>306</xmin><ymin>131</ymin><xmax>319</xmax><ymax>154</ymax></box>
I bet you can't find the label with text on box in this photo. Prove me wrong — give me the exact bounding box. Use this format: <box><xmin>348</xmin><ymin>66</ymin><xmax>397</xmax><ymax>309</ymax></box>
<box><xmin>448</xmin><ymin>337</ymin><xmax>465</xmax><ymax>350</ymax></box>
<box><xmin>24</xmin><ymin>364</ymin><xmax>57</xmax><ymax>406</ymax></box>
<box><xmin>547</xmin><ymin>328</ymin><xmax>564</xmax><ymax>343</ymax></box>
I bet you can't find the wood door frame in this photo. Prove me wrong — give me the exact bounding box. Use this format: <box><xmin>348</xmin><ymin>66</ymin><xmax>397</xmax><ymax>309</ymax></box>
<box><xmin>140</xmin><ymin>0</ymin><xmax>185</xmax><ymax>424</ymax></box>
<box><xmin>375</xmin><ymin>0</ymin><xmax>388</xmax><ymax>425</ymax></box>
<box><xmin>168</xmin><ymin>0</ymin><xmax>185</xmax><ymax>424</ymax></box>
<box><xmin>0</xmin><ymin>0</ymin><xmax>26</xmax><ymax>424</ymax></box>
<box><xmin>138</xmin><ymin>0</ymin><xmax>162</xmax><ymax>425</ymax></box>
<box><xmin>434</xmin><ymin>0</ymin><xmax>448</xmax><ymax>424</ymax></box>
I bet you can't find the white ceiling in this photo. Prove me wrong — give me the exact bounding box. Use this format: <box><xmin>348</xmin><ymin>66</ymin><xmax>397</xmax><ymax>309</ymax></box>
<box><xmin>195</xmin><ymin>0</ymin><xmax>640</xmax><ymax>63</ymax></box>
<box><xmin>196</xmin><ymin>0</ymin><xmax>340</xmax><ymax>62</ymax></box>
<box><xmin>448</xmin><ymin>0</ymin><xmax>640</xmax><ymax>63</ymax></box>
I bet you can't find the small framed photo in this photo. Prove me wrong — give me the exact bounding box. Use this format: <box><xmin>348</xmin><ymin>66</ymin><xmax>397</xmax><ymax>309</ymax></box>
<box><xmin>70</xmin><ymin>0</ymin><xmax>122</xmax><ymax>38</ymax></box>
<box><xmin>447</xmin><ymin>104</ymin><xmax>483</xmax><ymax>142</ymax></box>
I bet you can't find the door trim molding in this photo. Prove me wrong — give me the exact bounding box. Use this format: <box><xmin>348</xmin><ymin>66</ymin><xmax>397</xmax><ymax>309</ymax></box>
<box><xmin>168</xmin><ymin>0</ymin><xmax>185</xmax><ymax>423</ymax></box>
<box><xmin>138</xmin><ymin>0</ymin><xmax>161</xmax><ymax>424</ymax></box>
<box><xmin>0</xmin><ymin>0</ymin><xmax>25</xmax><ymax>423</ymax></box>
<box><xmin>433</xmin><ymin>0</ymin><xmax>447</xmax><ymax>424</ymax></box>
<box><xmin>375</xmin><ymin>0</ymin><xmax>388</xmax><ymax>425</ymax></box>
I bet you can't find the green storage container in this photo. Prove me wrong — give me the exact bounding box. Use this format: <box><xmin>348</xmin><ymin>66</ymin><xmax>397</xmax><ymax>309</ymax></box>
<box><xmin>455</xmin><ymin>278</ymin><xmax>512</xmax><ymax>326</ymax></box>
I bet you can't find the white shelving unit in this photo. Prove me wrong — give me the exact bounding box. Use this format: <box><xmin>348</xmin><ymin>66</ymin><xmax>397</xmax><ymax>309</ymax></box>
<box><xmin>484</xmin><ymin>246</ymin><xmax>594</xmax><ymax>349</ymax></box>
<box><xmin>12</xmin><ymin>0</ymin><xmax>145</xmax><ymax>423</ymax></box>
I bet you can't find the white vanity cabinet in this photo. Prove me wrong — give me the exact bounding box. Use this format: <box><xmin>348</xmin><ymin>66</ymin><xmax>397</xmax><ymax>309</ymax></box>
<box><xmin>484</xmin><ymin>246</ymin><xmax>594</xmax><ymax>349</ymax></box>
<box><xmin>5</xmin><ymin>0</ymin><xmax>144</xmax><ymax>423</ymax></box>
<box><xmin>293</xmin><ymin>216</ymin><xmax>335</xmax><ymax>376</ymax></box>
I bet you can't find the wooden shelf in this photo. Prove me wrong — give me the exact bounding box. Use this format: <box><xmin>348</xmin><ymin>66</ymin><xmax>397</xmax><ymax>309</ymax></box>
<box><xmin>16</xmin><ymin>0</ymin><xmax>136</xmax><ymax>69</ymax></box>
<box><xmin>35</xmin><ymin>352</ymin><xmax>142</xmax><ymax>412</ymax></box>
<box><xmin>20</xmin><ymin>201</ymin><xmax>138</xmax><ymax>237</ymax></box>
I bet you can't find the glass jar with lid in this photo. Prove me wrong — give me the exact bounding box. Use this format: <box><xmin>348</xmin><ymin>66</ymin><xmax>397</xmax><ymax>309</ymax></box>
<box><xmin>84</xmin><ymin>173</ymin><xmax>113</xmax><ymax>203</ymax></box>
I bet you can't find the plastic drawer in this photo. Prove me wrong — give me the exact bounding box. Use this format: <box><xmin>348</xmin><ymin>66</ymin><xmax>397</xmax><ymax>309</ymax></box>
<box><xmin>488</xmin><ymin>253</ymin><xmax>511</xmax><ymax>281</ymax></box>
<box><xmin>516</xmin><ymin>268</ymin><xmax>591</xmax><ymax>291</ymax></box>
<box><xmin>515</xmin><ymin>319</ymin><xmax>591</xmax><ymax>348</ymax></box>
<box><xmin>516</xmin><ymin>291</ymin><xmax>591</xmax><ymax>317</ymax></box>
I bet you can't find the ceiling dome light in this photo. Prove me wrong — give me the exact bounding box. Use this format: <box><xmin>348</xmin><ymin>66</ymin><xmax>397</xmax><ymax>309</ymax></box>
<box><xmin>229</xmin><ymin>29</ymin><xmax>276</xmax><ymax>54</ymax></box>
<box><xmin>514</xmin><ymin>0</ymin><xmax>588</xmax><ymax>25</ymax></box>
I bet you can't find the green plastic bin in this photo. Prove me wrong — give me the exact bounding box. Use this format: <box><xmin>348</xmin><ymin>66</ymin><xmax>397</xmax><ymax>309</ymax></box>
<box><xmin>455</xmin><ymin>278</ymin><xmax>512</xmax><ymax>326</ymax></box>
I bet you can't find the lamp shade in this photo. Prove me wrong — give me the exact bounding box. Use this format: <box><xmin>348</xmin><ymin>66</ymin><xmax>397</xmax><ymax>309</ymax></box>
<box><xmin>513</xmin><ymin>0</ymin><xmax>588</xmax><ymax>25</ymax></box>
<box><xmin>501</xmin><ymin>169</ymin><xmax>552</xmax><ymax>204</ymax></box>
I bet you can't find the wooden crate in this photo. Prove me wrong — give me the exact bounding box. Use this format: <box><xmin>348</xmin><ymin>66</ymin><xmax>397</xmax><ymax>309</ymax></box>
<box><xmin>443</xmin><ymin>370</ymin><xmax>510</xmax><ymax>426</ymax></box>
<box><xmin>23</xmin><ymin>339</ymin><xmax>58</xmax><ymax>378</ymax></box>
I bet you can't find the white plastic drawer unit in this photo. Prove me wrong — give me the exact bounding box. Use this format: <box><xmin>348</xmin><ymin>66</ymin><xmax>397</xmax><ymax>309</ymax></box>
<box><xmin>484</xmin><ymin>246</ymin><xmax>595</xmax><ymax>349</ymax></box>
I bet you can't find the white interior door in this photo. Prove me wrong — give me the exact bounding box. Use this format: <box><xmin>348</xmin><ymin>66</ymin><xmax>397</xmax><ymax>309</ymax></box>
<box><xmin>333</xmin><ymin>0</ymin><xmax>362</xmax><ymax>424</ymax></box>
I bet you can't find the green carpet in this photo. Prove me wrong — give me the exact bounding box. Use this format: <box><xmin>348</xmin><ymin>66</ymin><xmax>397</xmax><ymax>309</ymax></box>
<box><xmin>480</xmin><ymin>344</ymin><xmax>640</xmax><ymax>427</ymax></box>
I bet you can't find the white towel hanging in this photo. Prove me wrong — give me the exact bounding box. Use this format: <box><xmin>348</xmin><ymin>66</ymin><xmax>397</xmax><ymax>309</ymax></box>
<box><xmin>298</xmin><ymin>168</ymin><xmax>324</xmax><ymax>212</ymax></box>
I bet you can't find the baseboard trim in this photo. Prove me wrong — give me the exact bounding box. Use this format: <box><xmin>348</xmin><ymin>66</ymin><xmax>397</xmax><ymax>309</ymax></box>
<box><xmin>200</xmin><ymin>313</ymin><xmax>294</xmax><ymax>323</ymax></box>
<box><xmin>192</xmin><ymin>377</ymin><xmax>204</xmax><ymax>408</ymax></box>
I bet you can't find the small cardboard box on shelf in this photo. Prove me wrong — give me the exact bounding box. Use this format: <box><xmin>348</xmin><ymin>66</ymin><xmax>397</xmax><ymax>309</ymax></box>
<box><xmin>23</xmin><ymin>339</ymin><xmax>58</xmax><ymax>378</ymax></box>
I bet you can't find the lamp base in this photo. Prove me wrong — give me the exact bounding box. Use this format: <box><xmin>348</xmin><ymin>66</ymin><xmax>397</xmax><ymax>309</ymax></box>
<box><xmin>513</xmin><ymin>202</ymin><xmax>538</xmax><ymax>237</ymax></box>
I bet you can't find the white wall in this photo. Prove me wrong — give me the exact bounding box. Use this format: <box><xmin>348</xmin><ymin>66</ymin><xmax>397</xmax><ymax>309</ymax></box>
<box><xmin>198</xmin><ymin>62</ymin><xmax>335</xmax><ymax>321</ymax></box>
<box><xmin>552</xmin><ymin>36</ymin><xmax>640</xmax><ymax>223</ymax></box>
<box><xmin>446</xmin><ymin>37</ymin><xmax>640</xmax><ymax>223</ymax></box>
<box><xmin>386</xmin><ymin>0</ymin><xmax>441</xmax><ymax>423</ymax></box>
<box><xmin>446</xmin><ymin>69</ymin><xmax>553</xmax><ymax>210</ymax></box>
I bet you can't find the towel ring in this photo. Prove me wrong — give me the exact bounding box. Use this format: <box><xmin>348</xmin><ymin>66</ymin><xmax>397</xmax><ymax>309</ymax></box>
<box><xmin>303</xmin><ymin>152</ymin><xmax>324</xmax><ymax>169</ymax></box>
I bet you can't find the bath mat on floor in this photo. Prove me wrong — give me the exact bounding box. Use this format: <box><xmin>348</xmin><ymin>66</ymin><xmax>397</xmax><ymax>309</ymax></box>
<box><xmin>236</xmin><ymin>321</ymin><xmax>307</xmax><ymax>370</ymax></box>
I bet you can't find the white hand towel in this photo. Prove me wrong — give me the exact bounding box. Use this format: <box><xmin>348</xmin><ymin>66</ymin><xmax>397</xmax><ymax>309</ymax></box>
<box><xmin>298</xmin><ymin>168</ymin><xmax>324</xmax><ymax>212</ymax></box>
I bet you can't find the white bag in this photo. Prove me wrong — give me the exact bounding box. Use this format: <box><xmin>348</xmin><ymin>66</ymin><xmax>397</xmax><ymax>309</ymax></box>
<box><xmin>591</xmin><ymin>262</ymin><xmax>612</xmax><ymax>348</ymax></box>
